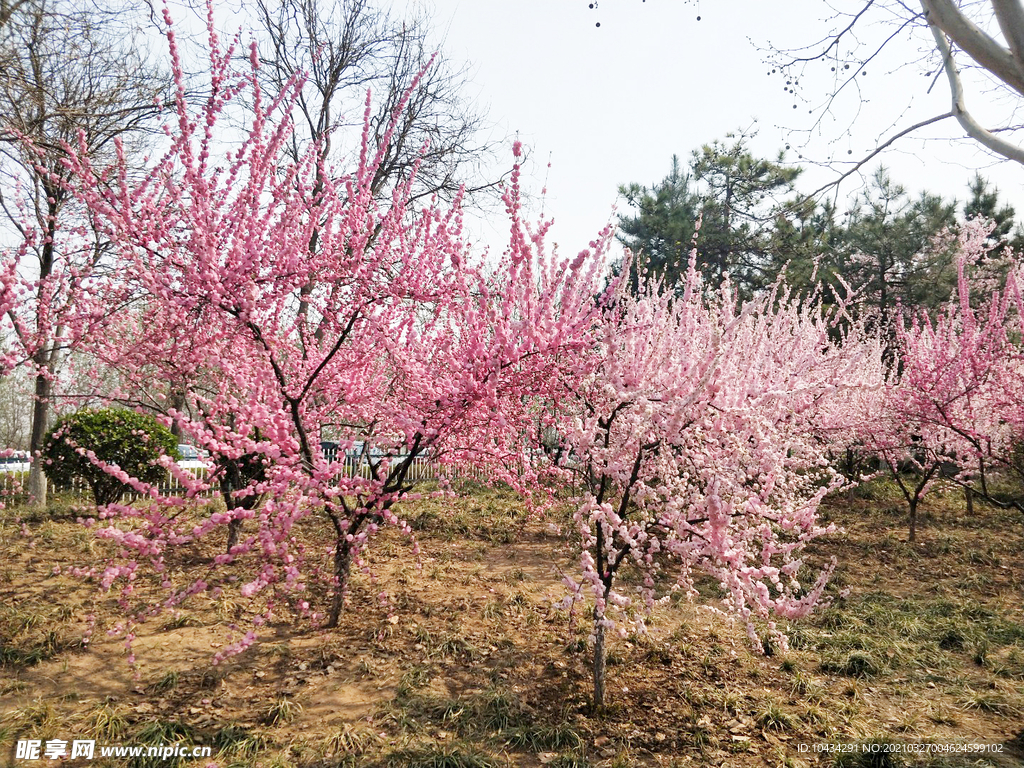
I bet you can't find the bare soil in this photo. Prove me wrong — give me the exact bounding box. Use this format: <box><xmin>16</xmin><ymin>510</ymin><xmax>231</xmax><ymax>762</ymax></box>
<box><xmin>1</xmin><ymin>480</ymin><xmax>1022</xmax><ymax>767</ymax></box>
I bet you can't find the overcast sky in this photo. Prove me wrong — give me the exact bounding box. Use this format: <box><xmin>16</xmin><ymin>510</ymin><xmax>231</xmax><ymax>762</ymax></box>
<box><xmin>388</xmin><ymin>0</ymin><xmax>1024</xmax><ymax>261</ymax></box>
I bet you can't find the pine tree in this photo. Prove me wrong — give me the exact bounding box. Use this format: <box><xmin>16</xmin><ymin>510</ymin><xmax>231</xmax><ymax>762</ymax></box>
<box><xmin>616</xmin><ymin>137</ymin><xmax>805</xmax><ymax>299</ymax></box>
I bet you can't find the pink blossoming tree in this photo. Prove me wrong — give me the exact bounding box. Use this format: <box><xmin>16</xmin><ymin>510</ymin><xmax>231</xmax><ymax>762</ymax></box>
<box><xmin>48</xmin><ymin>7</ymin><xmax>900</xmax><ymax>710</ymax></box>
<box><xmin>891</xmin><ymin>219</ymin><xmax>1024</xmax><ymax>525</ymax></box>
<box><xmin>60</xmin><ymin>10</ymin><xmax>609</xmax><ymax>649</ymax></box>
<box><xmin>556</xmin><ymin>264</ymin><xmax>885</xmax><ymax>707</ymax></box>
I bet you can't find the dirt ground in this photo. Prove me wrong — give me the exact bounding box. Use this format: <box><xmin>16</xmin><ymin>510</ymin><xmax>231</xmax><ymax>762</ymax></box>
<box><xmin>1</xmin><ymin>480</ymin><xmax>1022</xmax><ymax>767</ymax></box>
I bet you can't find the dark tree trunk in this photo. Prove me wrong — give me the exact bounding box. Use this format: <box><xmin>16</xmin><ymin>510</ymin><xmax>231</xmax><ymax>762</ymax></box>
<box><xmin>167</xmin><ymin>389</ymin><xmax>186</xmax><ymax>439</ymax></box>
<box><xmin>26</xmin><ymin>201</ymin><xmax>59</xmax><ymax>508</ymax></box>
<box><xmin>226</xmin><ymin>518</ymin><xmax>242</xmax><ymax>552</ymax></box>
<box><xmin>327</xmin><ymin>537</ymin><xmax>352</xmax><ymax>629</ymax></box>
<box><xmin>908</xmin><ymin>498</ymin><xmax>918</xmax><ymax>542</ymax></box>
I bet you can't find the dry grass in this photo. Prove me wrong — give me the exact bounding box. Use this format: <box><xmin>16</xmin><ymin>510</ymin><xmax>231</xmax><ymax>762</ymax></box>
<box><xmin>0</xmin><ymin>478</ymin><xmax>1021</xmax><ymax>767</ymax></box>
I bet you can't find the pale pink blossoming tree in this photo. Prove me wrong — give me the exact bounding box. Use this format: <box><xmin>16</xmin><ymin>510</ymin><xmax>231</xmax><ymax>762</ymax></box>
<box><xmin>557</xmin><ymin>263</ymin><xmax>885</xmax><ymax>707</ymax></box>
<box><xmin>890</xmin><ymin>219</ymin><xmax>1023</xmax><ymax>525</ymax></box>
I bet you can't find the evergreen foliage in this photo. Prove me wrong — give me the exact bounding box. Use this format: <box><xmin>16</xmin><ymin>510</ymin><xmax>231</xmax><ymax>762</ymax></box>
<box><xmin>42</xmin><ymin>409</ymin><xmax>178</xmax><ymax>506</ymax></box>
<box><xmin>617</xmin><ymin>137</ymin><xmax>805</xmax><ymax>299</ymax></box>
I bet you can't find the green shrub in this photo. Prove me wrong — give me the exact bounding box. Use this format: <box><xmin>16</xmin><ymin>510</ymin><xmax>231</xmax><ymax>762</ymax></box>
<box><xmin>43</xmin><ymin>409</ymin><xmax>178</xmax><ymax>506</ymax></box>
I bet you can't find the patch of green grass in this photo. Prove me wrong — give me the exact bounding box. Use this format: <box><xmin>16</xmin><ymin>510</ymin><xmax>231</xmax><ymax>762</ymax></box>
<box><xmin>375</xmin><ymin>743</ymin><xmax>501</xmax><ymax>768</ymax></box>
<box><xmin>503</xmin><ymin>567</ymin><xmax>527</xmax><ymax>582</ymax></box>
<box><xmin>503</xmin><ymin>721</ymin><xmax>586</xmax><ymax>752</ymax></box>
<box><xmin>406</xmin><ymin>487</ymin><xmax>522</xmax><ymax>544</ymax></box>
<box><xmin>397</xmin><ymin>664</ymin><xmax>437</xmax><ymax>695</ymax></box>
<box><xmin>0</xmin><ymin>643</ymin><xmax>48</xmax><ymax>666</ymax></box>
<box><xmin>388</xmin><ymin>693</ymin><xmax>467</xmax><ymax>733</ymax></box>
<box><xmin>430</xmin><ymin>632</ymin><xmax>479</xmax><ymax>661</ymax></box>
<box><xmin>755</xmin><ymin>699</ymin><xmax>795</xmax><ymax>732</ymax></box>
<box><xmin>86</xmin><ymin>701</ymin><xmax>129</xmax><ymax>740</ymax></box>
<box><xmin>542</xmin><ymin>755</ymin><xmax>593</xmax><ymax>768</ymax></box>
<box><xmin>320</xmin><ymin>724</ymin><xmax>385</xmax><ymax>757</ymax></box>
<box><xmin>830</xmin><ymin>739</ymin><xmax>906</xmax><ymax>768</ymax></box>
<box><xmin>0</xmin><ymin>606</ymin><xmax>43</xmax><ymax>635</ymax></box>
<box><xmin>152</xmin><ymin>670</ymin><xmax>179</xmax><ymax>693</ymax></box>
<box><xmin>958</xmin><ymin>689</ymin><xmax>1019</xmax><ymax>716</ymax></box>
<box><xmin>130</xmin><ymin>719</ymin><xmax>196</xmax><ymax>768</ymax></box>
<box><xmin>798</xmin><ymin>703</ymin><xmax>831</xmax><ymax>728</ymax></box>
<box><xmin>134</xmin><ymin>719</ymin><xmax>195</xmax><ymax>744</ymax></box>
<box><xmin>0</xmin><ymin>679</ymin><xmax>28</xmax><ymax>694</ymax></box>
<box><xmin>3</xmin><ymin>701</ymin><xmax>59</xmax><ymax>734</ymax></box>
<box><xmin>787</xmin><ymin>671</ymin><xmax>818</xmax><ymax>698</ymax></box>
<box><xmin>797</xmin><ymin>586</ymin><xmax>1022</xmax><ymax>689</ymax></box>
<box><xmin>918</xmin><ymin>756</ymin><xmax>1013</xmax><ymax>768</ymax></box>
<box><xmin>162</xmin><ymin>612</ymin><xmax>201</xmax><ymax>630</ymax></box>
<box><xmin>466</xmin><ymin>687</ymin><xmax>530</xmax><ymax>733</ymax></box>
<box><xmin>687</xmin><ymin>722</ymin><xmax>715</xmax><ymax>750</ymax></box>
<box><xmin>820</xmin><ymin>651</ymin><xmax>881</xmax><ymax>678</ymax></box>
<box><xmin>213</xmin><ymin>723</ymin><xmax>270</xmax><ymax>758</ymax></box>
<box><xmin>990</xmin><ymin>645</ymin><xmax>1024</xmax><ymax>679</ymax></box>
<box><xmin>0</xmin><ymin>615</ymin><xmax>78</xmax><ymax>668</ymax></box>
<box><xmin>388</xmin><ymin>686</ymin><xmax>532</xmax><ymax>738</ymax></box>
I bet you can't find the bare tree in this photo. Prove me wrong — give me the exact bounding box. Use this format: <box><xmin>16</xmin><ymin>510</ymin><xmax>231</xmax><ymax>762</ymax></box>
<box><xmin>586</xmin><ymin>2</ymin><xmax>1024</xmax><ymax>192</ymax></box>
<box><xmin>0</xmin><ymin>367</ymin><xmax>32</xmax><ymax>449</ymax></box>
<box><xmin>251</xmin><ymin>0</ymin><xmax>495</xmax><ymax>206</ymax></box>
<box><xmin>920</xmin><ymin>0</ymin><xmax>1024</xmax><ymax>163</ymax></box>
<box><xmin>0</xmin><ymin>0</ymin><xmax>28</xmax><ymax>29</ymax></box>
<box><xmin>0</xmin><ymin>0</ymin><xmax>165</xmax><ymax>504</ymax></box>
<box><xmin>762</xmin><ymin>1</ymin><xmax>1024</xmax><ymax>190</ymax></box>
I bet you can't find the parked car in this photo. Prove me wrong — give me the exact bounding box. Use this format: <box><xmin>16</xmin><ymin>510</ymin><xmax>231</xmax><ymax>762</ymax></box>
<box><xmin>176</xmin><ymin>443</ymin><xmax>212</xmax><ymax>471</ymax></box>
<box><xmin>0</xmin><ymin>451</ymin><xmax>31</xmax><ymax>473</ymax></box>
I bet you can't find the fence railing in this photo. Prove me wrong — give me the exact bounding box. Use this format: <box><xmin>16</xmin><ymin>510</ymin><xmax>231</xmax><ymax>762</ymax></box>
<box><xmin>0</xmin><ymin>456</ymin><xmax>494</xmax><ymax>507</ymax></box>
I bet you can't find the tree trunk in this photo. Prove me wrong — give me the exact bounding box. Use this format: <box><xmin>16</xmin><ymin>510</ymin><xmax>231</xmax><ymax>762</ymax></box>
<box><xmin>226</xmin><ymin>518</ymin><xmax>242</xmax><ymax>552</ymax></box>
<box><xmin>26</xmin><ymin>370</ymin><xmax>50</xmax><ymax>507</ymax></box>
<box><xmin>908</xmin><ymin>498</ymin><xmax>917</xmax><ymax>542</ymax></box>
<box><xmin>167</xmin><ymin>388</ymin><xmax>186</xmax><ymax>439</ymax></box>
<box><xmin>592</xmin><ymin>608</ymin><xmax>607</xmax><ymax>711</ymax></box>
<box><xmin>27</xmin><ymin>198</ymin><xmax>60</xmax><ymax>508</ymax></box>
<box><xmin>327</xmin><ymin>537</ymin><xmax>352</xmax><ymax>628</ymax></box>
<box><xmin>964</xmin><ymin>485</ymin><xmax>974</xmax><ymax>516</ymax></box>
<box><xmin>221</xmin><ymin>469</ymin><xmax>244</xmax><ymax>554</ymax></box>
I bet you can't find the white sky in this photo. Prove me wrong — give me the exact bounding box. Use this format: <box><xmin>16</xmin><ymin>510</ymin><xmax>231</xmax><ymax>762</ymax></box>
<box><xmin>6</xmin><ymin>0</ymin><xmax>1023</xmax><ymax>265</ymax></box>
<box><xmin>389</xmin><ymin>0</ymin><xmax>1024</xmax><ymax>261</ymax></box>
<box><xmin>54</xmin><ymin>0</ymin><xmax>1023</xmax><ymax>265</ymax></box>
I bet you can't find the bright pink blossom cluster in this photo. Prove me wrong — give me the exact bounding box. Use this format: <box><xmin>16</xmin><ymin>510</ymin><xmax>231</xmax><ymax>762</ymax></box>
<box><xmin>59</xmin><ymin>9</ymin><xmax>609</xmax><ymax>649</ymax></box>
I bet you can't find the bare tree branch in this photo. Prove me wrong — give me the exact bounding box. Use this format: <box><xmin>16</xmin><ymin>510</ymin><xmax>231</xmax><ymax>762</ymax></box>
<box><xmin>925</xmin><ymin>1</ymin><xmax>1024</xmax><ymax>164</ymax></box>
<box><xmin>923</xmin><ymin>0</ymin><xmax>1024</xmax><ymax>96</ymax></box>
<box><xmin>804</xmin><ymin>111</ymin><xmax>954</xmax><ymax>199</ymax></box>
<box><xmin>251</xmin><ymin>0</ymin><xmax>497</xmax><ymax>206</ymax></box>
<box><xmin>990</xmin><ymin>0</ymin><xmax>1024</xmax><ymax>79</ymax></box>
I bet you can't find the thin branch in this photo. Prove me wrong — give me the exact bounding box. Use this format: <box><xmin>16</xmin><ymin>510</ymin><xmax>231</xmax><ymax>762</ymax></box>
<box><xmin>803</xmin><ymin>111</ymin><xmax>953</xmax><ymax>200</ymax></box>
